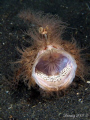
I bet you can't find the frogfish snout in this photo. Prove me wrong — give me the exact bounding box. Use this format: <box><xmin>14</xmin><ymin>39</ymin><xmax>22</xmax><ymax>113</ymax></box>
<box><xmin>32</xmin><ymin>45</ymin><xmax>77</xmax><ymax>91</ymax></box>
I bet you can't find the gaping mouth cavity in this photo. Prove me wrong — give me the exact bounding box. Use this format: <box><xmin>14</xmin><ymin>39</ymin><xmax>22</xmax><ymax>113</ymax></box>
<box><xmin>35</xmin><ymin>52</ymin><xmax>72</xmax><ymax>79</ymax></box>
<box><xmin>32</xmin><ymin>46</ymin><xmax>77</xmax><ymax>91</ymax></box>
<box><xmin>35</xmin><ymin>63</ymin><xmax>72</xmax><ymax>82</ymax></box>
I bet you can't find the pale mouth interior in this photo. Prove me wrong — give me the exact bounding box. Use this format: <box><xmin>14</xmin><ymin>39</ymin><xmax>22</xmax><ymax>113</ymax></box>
<box><xmin>35</xmin><ymin>63</ymin><xmax>72</xmax><ymax>82</ymax></box>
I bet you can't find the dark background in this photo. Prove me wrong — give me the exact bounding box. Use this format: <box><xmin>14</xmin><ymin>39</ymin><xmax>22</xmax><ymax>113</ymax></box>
<box><xmin>0</xmin><ymin>0</ymin><xmax>90</xmax><ymax>120</ymax></box>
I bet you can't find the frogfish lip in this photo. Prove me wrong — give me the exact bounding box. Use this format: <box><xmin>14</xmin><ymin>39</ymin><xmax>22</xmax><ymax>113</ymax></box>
<box><xmin>32</xmin><ymin>45</ymin><xmax>77</xmax><ymax>91</ymax></box>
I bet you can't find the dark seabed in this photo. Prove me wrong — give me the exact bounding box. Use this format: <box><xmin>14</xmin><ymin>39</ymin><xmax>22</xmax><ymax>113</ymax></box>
<box><xmin>0</xmin><ymin>0</ymin><xmax>90</xmax><ymax>120</ymax></box>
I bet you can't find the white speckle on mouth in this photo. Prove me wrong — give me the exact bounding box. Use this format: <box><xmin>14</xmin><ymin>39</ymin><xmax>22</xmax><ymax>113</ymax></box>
<box><xmin>36</xmin><ymin>64</ymin><xmax>71</xmax><ymax>82</ymax></box>
<box><xmin>87</xmin><ymin>81</ymin><xmax>90</xmax><ymax>84</ymax></box>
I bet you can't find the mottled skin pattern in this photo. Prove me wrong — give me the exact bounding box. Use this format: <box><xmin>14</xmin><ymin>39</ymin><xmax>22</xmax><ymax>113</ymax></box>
<box><xmin>13</xmin><ymin>10</ymin><xmax>85</xmax><ymax>94</ymax></box>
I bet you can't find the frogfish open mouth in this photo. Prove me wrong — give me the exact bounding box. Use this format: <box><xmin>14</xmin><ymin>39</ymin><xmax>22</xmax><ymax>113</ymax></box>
<box><xmin>14</xmin><ymin>10</ymin><xmax>85</xmax><ymax>93</ymax></box>
<box><xmin>32</xmin><ymin>44</ymin><xmax>77</xmax><ymax>91</ymax></box>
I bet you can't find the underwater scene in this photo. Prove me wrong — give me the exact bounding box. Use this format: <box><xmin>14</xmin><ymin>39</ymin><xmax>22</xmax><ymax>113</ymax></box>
<box><xmin>0</xmin><ymin>0</ymin><xmax>90</xmax><ymax>120</ymax></box>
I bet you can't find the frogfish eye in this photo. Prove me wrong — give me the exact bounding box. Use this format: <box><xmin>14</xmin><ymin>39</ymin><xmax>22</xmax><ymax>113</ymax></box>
<box><xmin>32</xmin><ymin>45</ymin><xmax>77</xmax><ymax>91</ymax></box>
